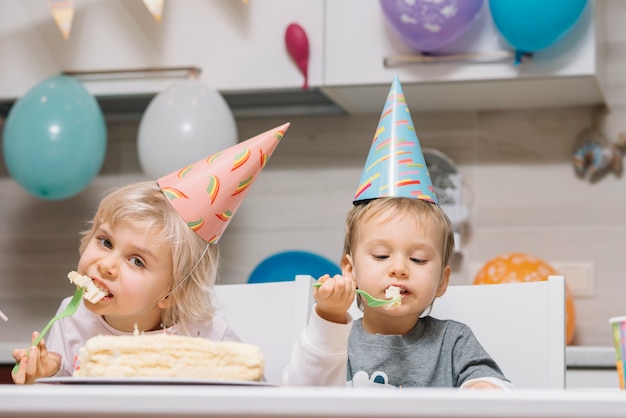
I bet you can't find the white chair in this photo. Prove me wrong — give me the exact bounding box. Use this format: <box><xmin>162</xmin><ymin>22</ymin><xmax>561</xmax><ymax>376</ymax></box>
<box><xmin>214</xmin><ymin>276</ymin><xmax>314</xmax><ymax>385</ymax></box>
<box><xmin>345</xmin><ymin>275</ymin><xmax>566</xmax><ymax>389</ymax></box>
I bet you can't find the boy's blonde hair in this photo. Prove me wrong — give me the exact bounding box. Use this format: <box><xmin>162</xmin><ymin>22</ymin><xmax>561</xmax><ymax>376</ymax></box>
<box><xmin>343</xmin><ymin>197</ymin><xmax>455</xmax><ymax>271</ymax></box>
<box><xmin>79</xmin><ymin>181</ymin><xmax>219</xmax><ymax>329</ymax></box>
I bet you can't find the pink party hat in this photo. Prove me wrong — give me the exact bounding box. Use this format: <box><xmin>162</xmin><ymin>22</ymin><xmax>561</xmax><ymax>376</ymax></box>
<box><xmin>353</xmin><ymin>76</ymin><xmax>437</xmax><ymax>204</ymax></box>
<box><xmin>158</xmin><ymin>122</ymin><xmax>290</xmax><ymax>243</ymax></box>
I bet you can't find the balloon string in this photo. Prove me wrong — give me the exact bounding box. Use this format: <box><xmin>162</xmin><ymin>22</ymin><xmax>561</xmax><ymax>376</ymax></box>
<box><xmin>514</xmin><ymin>51</ymin><xmax>533</xmax><ymax>65</ymax></box>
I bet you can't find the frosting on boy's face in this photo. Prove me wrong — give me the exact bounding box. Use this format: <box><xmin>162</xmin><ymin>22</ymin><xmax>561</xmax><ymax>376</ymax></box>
<box><xmin>349</xmin><ymin>207</ymin><xmax>448</xmax><ymax>320</ymax></box>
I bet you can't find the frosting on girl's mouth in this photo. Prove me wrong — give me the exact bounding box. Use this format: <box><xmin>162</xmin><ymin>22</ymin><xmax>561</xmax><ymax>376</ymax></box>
<box><xmin>67</xmin><ymin>271</ymin><xmax>110</xmax><ymax>303</ymax></box>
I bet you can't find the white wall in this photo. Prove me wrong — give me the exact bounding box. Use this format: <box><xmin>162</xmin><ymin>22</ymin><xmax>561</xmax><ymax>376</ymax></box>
<box><xmin>2</xmin><ymin>0</ymin><xmax>626</xmax><ymax>348</ymax></box>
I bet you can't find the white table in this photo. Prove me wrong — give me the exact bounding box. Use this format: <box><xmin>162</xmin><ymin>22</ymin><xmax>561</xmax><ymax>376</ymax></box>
<box><xmin>1</xmin><ymin>385</ymin><xmax>626</xmax><ymax>418</ymax></box>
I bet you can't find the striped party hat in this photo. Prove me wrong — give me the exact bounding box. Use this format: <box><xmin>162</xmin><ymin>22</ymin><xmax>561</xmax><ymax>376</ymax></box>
<box><xmin>353</xmin><ymin>76</ymin><xmax>437</xmax><ymax>205</ymax></box>
<box><xmin>158</xmin><ymin>122</ymin><xmax>290</xmax><ymax>243</ymax></box>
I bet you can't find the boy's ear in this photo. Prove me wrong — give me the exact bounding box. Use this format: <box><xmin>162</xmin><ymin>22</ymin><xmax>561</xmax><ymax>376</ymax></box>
<box><xmin>341</xmin><ymin>253</ymin><xmax>355</xmax><ymax>281</ymax></box>
<box><xmin>435</xmin><ymin>265</ymin><xmax>451</xmax><ymax>297</ymax></box>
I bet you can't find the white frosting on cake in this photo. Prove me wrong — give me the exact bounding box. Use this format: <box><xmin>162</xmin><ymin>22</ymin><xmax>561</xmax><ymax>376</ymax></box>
<box><xmin>67</xmin><ymin>271</ymin><xmax>107</xmax><ymax>304</ymax></box>
<box><xmin>74</xmin><ymin>334</ymin><xmax>265</xmax><ymax>381</ymax></box>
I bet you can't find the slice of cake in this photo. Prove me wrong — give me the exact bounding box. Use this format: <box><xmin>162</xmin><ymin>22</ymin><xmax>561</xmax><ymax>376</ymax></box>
<box><xmin>67</xmin><ymin>271</ymin><xmax>107</xmax><ymax>304</ymax></box>
<box><xmin>74</xmin><ymin>334</ymin><xmax>265</xmax><ymax>381</ymax></box>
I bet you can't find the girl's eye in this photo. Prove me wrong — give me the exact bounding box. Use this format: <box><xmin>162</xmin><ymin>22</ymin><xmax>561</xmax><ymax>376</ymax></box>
<box><xmin>410</xmin><ymin>258</ymin><xmax>427</xmax><ymax>264</ymax></box>
<box><xmin>373</xmin><ymin>254</ymin><xmax>388</xmax><ymax>260</ymax></box>
<box><xmin>129</xmin><ymin>257</ymin><xmax>145</xmax><ymax>268</ymax></box>
<box><xmin>99</xmin><ymin>237</ymin><xmax>112</xmax><ymax>249</ymax></box>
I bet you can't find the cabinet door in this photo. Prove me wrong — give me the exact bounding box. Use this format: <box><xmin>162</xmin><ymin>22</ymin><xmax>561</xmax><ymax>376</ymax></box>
<box><xmin>0</xmin><ymin>0</ymin><xmax>323</xmax><ymax>99</ymax></box>
<box><xmin>322</xmin><ymin>0</ymin><xmax>605</xmax><ymax>113</ymax></box>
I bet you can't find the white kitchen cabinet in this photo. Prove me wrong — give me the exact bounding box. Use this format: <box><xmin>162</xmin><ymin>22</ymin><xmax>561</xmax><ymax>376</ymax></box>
<box><xmin>0</xmin><ymin>0</ymin><xmax>607</xmax><ymax>115</ymax></box>
<box><xmin>0</xmin><ymin>0</ymin><xmax>323</xmax><ymax>99</ymax></box>
<box><xmin>322</xmin><ymin>0</ymin><xmax>606</xmax><ymax>114</ymax></box>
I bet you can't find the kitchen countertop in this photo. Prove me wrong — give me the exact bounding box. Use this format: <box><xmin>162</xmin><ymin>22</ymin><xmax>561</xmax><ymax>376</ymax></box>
<box><xmin>566</xmin><ymin>346</ymin><xmax>617</xmax><ymax>368</ymax></box>
<box><xmin>1</xmin><ymin>343</ymin><xmax>20</xmax><ymax>363</ymax></box>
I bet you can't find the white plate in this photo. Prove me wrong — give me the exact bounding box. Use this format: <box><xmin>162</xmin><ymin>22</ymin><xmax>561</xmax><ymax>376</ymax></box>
<box><xmin>35</xmin><ymin>376</ymin><xmax>274</xmax><ymax>386</ymax></box>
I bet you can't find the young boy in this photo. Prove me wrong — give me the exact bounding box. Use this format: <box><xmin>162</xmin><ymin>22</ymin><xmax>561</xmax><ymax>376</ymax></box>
<box><xmin>282</xmin><ymin>77</ymin><xmax>511</xmax><ymax>389</ymax></box>
<box><xmin>11</xmin><ymin>123</ymin><xmax>289</xmax><ymax>384</ymax></box>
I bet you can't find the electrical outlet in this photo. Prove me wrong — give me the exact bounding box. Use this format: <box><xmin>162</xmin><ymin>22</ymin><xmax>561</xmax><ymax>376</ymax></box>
<box><xmin>467</xmin><ymin>261</ymin><xmax>595</xmax><ymax>297</ymax></box>
<box><xmin>551</xmin><ymin>261</ymin><xmax>595</xmax><ymax>297</ymax></box>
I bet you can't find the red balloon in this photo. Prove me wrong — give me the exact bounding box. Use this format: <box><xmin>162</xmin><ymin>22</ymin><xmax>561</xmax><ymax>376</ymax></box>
<box><xmin>285</xmin><ymin>23</ymin><xmax>309</xmax><ymax>90</ymax></box>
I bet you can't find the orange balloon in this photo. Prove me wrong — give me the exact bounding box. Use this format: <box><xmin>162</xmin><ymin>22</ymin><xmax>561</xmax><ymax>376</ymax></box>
<box><xmin>474</xmin><ymin>252</ymin><xmax>576</xmax><ymax>345</ymax></box>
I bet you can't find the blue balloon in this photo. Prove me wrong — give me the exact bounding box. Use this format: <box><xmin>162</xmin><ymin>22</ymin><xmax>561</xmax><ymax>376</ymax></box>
<box><xmin>248</xmin><ymin>251</ymin><xmax>341</xmax><ymax>283</ymax></box>
<box><xmin>3</xmin><ymin>75</ymin><xmax>107</xmax><ymax>200</ymax></box>
<box><xmin>489</xmin><ymin>0</ymin><xmax>588</xmax><ymax>60</ymax></box>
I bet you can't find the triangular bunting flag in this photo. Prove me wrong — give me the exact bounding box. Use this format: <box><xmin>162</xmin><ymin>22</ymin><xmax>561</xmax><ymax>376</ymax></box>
<box><xmin>48</xmin><ymin>0</ymin><xmax>75</xmax><ymax>40</ymax></box>
<box><xmin>143</xmin><ymin>0</ymin><xmax>164</xmax><ymax>23</ymax></box>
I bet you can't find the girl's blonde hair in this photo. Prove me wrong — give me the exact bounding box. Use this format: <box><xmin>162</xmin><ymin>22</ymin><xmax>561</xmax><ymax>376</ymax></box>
<box><xmin>344</xmin><ymin>197</ymin><xmax>455</xmax><ymax>272</ymax></box>
<box><xmin>79</xmin><ymin>181</ymin><xmax>219</xmax><ymax>330</ymax></box>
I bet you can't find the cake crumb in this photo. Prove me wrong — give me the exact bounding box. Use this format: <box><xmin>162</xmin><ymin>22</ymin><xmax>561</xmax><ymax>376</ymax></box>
<box><xmin>385</xmin><ymin>285</ymin><xmax>402</xmax><ymax>308</ymax></box>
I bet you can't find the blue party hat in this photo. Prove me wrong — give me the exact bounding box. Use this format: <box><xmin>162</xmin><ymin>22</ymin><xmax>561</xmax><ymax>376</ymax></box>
<box><xmin>353</xmin><ymin>76</ymin><xmax>437</xmax><ymax>204</ymax></box>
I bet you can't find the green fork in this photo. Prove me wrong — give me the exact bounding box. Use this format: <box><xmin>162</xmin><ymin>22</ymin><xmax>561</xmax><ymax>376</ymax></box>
<box><xmin>313</xmin><ymin>282</ymin><xmax>401</xmax><ymax>307</ymax></box>
<box><xmin>12</xmin><ymin>287</ymin><xmax>85</xmax><ymax>375</ymax></box>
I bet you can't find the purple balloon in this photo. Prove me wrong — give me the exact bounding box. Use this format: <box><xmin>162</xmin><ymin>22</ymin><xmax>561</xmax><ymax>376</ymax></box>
<box><xmin>380</xmin><ymin>0</ymin><xmax>484</xmax><ymax>53</ymax></box>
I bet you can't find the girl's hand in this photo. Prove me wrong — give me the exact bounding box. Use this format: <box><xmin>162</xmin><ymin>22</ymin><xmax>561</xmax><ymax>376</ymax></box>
<box><xmin>313</xmin><ymin>274</ymin><xmax>355</xmax><ymax>324</ymax></box>
<box><xmin>11</xmin><ymin>332</ymin><xmax>61</xmax><ymax>384</ymax></box>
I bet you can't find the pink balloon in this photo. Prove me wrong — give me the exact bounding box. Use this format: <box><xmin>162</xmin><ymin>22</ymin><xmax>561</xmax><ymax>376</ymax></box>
<box><xmin>285</xmin><ymin>23</ymin><xmax>310</xmax><ymax>89</ymax></box>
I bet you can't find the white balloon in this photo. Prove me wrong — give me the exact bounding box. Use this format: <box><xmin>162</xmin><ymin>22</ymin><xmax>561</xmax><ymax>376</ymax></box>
<box><xmin>137</xmin><ymin>79</ymin><xmax>237</xmax><ymax>179</ymax></box>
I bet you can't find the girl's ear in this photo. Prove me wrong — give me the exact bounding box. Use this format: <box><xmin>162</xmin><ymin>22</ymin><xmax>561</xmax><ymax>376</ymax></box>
<box><xmin>157</xmin><ymin>295</ymin><xmax>171</xmax><ymax>309</ymax></box>
<box><xmin>435</xmin><ymin>265</ymin><xmax>451</xmax><ymax>298</ymax></box>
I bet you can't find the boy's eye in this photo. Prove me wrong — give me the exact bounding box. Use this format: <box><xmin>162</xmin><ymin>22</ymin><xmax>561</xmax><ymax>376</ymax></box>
<box><xmin>373</xmin><ymin>254</ymin><xmax>389</xmax><ymax>260</ymax></box>
<box><xmin>99</xmin><ymin>237</ymin><xmax>112</xmax><ymax>249</ymax></box>
<box><xmin>410</xmin><ymin>258</ymin><xmax>427</xmax><ymax>264</ymax></box>
<box><xmin>129</xmin><ymin>257</ymin><xmax>145</xmax><ymax>268</ymax></box>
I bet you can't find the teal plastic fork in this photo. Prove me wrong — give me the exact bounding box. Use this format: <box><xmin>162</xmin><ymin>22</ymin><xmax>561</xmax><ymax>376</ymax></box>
<box><xmin>313</xmin><ymin>283</ymin><xmax>401</xmax><ymax>307</ymax></box>
<box><xmin>12</xmin><ymin>287</ymin><xmax>85</xmax><ymax>375</ymax></box>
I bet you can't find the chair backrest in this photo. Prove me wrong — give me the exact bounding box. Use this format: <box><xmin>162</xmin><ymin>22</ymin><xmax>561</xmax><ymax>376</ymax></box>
<box><xmin>214</xmin><ymin>275</ymin><xmax>314</xmax><ymax>385</ymax></box>
<box><xmin>346</xmin><ymin>275</ymin><xmax>566</xmax><ymax>389</ymax></box>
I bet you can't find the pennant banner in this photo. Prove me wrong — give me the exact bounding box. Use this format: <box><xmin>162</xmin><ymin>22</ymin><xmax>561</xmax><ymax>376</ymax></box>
<box><xmin>143</xmin><ymin>0</ymin><xmax>164</xmax><ymax>23</ymax></box>
<box><xmin>48</xmin><ymin>0</ymin><xmax>75</xmax><ymax>40</ymax></box>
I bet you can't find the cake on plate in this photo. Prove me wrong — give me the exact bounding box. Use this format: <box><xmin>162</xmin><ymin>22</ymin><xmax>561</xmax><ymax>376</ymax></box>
<box><xmin>74</xmin><ymin>333</ymin><xmax>265</xmax><ymax>381</ymax></box>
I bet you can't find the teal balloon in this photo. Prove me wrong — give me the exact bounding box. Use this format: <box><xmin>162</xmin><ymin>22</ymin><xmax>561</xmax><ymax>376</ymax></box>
<box><xmin>3</xmin><ymin>75</ymin><xmax>107</xmax><ymax>200</ymax></box>
<box><xmin>489</xmin><ymin>0</ymin><xmax>588</xmax><ymax>57</ymax></box>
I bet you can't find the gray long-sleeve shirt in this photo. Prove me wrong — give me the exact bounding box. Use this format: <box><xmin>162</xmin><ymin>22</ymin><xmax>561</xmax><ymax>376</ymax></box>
<box><xmin>283</xmin><ymin>308</ymin><xmax>511</xmax><ymax>389</ymax></box>
<box><xmin>348</xmin><ymin>316</ymin><xmax>508</xmax><ymax>387</ymax></box>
